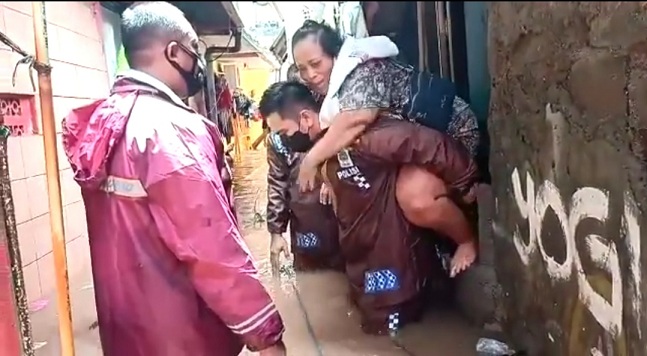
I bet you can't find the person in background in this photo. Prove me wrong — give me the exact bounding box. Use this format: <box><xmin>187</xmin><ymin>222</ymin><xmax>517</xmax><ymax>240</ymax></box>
<box><xmin>260</xmin><ymin>81</ymin><xmax>479</xmax><ymax>334</ymax></box>
<box><xmin>234</xmin><ymin>88</ymin><xmax>252</xmax><ymax>128</ymax></box>
<box><xmin>290</xmin><ymin>20</ymin><xmax>480</xmax><ymax>275</ymax></box>
<box><xmin>253</xmin><ymin>64</ymin><xmax>303</xmax><ymax>150</ymax></box>
<box><xmin>62</xmin><ymin>2</ymin><xmax>285</xmax><ymax>355</ymax></box>
<box><xmin>265</xmin><ymin>71</ymin><xmax>343</xmax><ymax>274</ymax></box>
<box><xmin>216</xmin><ymin>74</ymin><xmax>235</xmax><ymax>144</ymax></box>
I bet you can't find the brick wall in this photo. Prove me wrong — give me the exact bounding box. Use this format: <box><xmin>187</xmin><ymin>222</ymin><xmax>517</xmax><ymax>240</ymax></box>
<box><xmin>2</xmin><ymin>1</ymin><xmax>109</xmax><ymax>303</ymax></box>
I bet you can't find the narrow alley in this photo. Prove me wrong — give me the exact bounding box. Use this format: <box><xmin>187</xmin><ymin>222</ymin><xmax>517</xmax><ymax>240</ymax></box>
<box><xmin>5</xmin><ymin>2</ymin><xmax>647</xmax><ymax>356</ymax></box>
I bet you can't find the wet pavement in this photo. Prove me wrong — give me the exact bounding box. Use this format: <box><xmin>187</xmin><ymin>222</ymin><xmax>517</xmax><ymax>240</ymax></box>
<box><xmin>30</xmin><ymin>139</ymin><xmax>480</xmax><ymax>356</ymax></box>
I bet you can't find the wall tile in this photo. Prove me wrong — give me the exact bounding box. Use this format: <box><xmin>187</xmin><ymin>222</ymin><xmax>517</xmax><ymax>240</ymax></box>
<box><xmin>0</xmin><ymin>49</ymin><xmax>37</xmax><ymax>94</ymax></box>
<box><xmin>46</xmin><ymin>22</ymin><xmax>62</xmax><ymax>63</ymax></box>
<box><xmin>31</xmin><ymin>213</ymin><xmax>51</xmax><ymax>259</ymax></box>
<box><xmin>50</xmin><ymin>60</ymin><xmax>78</xmax><ymax>97</ymax></box>
<box><xmin>25</xmin><ymin>174</ymin><xmax>48</xmax><ymax>218</ymax></box>
<box><xmin>3</xmin><ymin>7</ymin><xmax>35</xmax><ymax>55</ymax></box>
<box><xmin>21</xmin><ymin>262</ymin><xmax>41</xmax><ymax>304</ymax></box>
<box><xmin>56</xmin><ymin>133</ymin><xmax>70</xmax><ymax>169</ymax></box>
<box><xmin>64</xmin><ymin>201</ymin><xmax>86</xmax><ymax>241</ymax></box>
<box><xmin>36</xmin><ymin>253</ymin><xmax>54</xmax><ymax>295</ymax></box>
<box><xmin>16</xmin><ymin>220</ymin><xmax>36</xmax><ymax>266</ymax></box>
<box><xmin>10</xmin><ymin>179</ymin><xmax>30</xmax><ymax>224</ymax></box>
<box><xmin>65</xmin><ymin>236</ymin><xmax>89</xmax><ymax>277</ymax></box>
<box><xmin>20</xmin><ymin>135</ymin><xmax>46</xmax><ymax>177</ymax></box>
<box><xmin>7</xmin><ymin>136</ymin><xmax>25</xmax><ymax>180</ymax></box>
<box><xmin>0</xmin><ymin>6</ymin><xmax>6</xmax><ymax>51</ymax></box>
<box><xmin>1</xmin><ymin>2</ymin><xmax>33</xmax><ymax>17</ymax></box>
<box><xmin>60</xmin><ymin>168</ymin><xmax>80</xmax><ymax>206</ymax></box>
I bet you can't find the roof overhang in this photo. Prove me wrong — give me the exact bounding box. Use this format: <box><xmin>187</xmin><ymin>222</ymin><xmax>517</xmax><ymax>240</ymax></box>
<box><xmin>101</xmin><ymin>2</ymin><xmax>244</xmax><ymax>51</ymax></box>
<box><xmin>216</xmin><ymin>30</ymin><xmax>281</xmax><ymax>69</ymax></box>
<box><xmin>269</xmin><ymin>27</ymin><xmax>287</xmax><ymax>64</ymax></box>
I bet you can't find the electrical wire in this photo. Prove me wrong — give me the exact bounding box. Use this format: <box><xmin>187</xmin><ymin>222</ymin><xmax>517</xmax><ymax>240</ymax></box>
<box><xmin>0</xmin><ymin>30</ymin><xmax>51</xmax><ymax>91</ymax></box>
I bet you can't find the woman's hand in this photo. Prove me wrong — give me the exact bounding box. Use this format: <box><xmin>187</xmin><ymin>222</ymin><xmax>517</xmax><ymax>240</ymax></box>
<box><xmin>270</xmin><ymin>233</ymin><xmax>290</xmax><ymax>277</ymax></box>
<box><xmin>319</xmin><ymin>183</ymin><xmax>334</xmax><ymax>205</ymax></box>
<box><xmin>259</xmin><ymin>341</ymin><xmax>287</xmax><ymax>356</ymax></box>
<box><xmin>297</xmin><ymin>155</ymin><xmax>319</xmax><ymax>192</ymax></box>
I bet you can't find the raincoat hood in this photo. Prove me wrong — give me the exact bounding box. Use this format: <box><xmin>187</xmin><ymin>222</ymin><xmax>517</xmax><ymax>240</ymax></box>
<box><xmin>62</xmin><ymin>71</ymin><xmax>189</xmax><ymax>191</ymax></box>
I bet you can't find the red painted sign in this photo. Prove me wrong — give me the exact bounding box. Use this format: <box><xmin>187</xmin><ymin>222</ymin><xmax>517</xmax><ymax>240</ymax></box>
<box><xmin>0</xmin><ymin>240</ymin><xmax>21</xmax><ymax>356</ymax></box>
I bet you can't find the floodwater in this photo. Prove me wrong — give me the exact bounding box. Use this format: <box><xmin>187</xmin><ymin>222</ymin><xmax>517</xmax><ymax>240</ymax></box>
<box><xmin>232</xmin><ymin>147</ymin><xmax>480</xmax><ymax>356</ymax></box>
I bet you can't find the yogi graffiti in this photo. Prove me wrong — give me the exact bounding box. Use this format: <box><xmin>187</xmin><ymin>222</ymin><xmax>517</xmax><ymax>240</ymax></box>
<box><xmin>510</xmin><ymin>168</ymin><xmax>642</xmax><ymax>342</ymax></box>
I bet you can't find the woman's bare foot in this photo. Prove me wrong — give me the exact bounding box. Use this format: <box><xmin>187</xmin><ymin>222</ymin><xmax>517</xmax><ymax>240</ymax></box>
<box><xmin>449</xmin><ymin>241</ymin><xmax>477</xmax><ymax>277</ymax></box>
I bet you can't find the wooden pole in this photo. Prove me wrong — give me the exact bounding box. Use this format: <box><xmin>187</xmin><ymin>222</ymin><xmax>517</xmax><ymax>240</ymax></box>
<box><xmin>31</xmin><ymin>2</ymin><xmax>75</xmax><ymax>356</ymax></box>
<box><xmin>435</xmin><ymin>1</ymin><xmax>450</xmax><ymax>79</ymax></box>
<box><xmin>416</xmin><ymin>2</ymin><xmax>427</xmax><ymax>72</ymax></box>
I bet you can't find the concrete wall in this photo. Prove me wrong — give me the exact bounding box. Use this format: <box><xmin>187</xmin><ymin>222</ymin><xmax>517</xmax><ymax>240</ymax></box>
<box><xmin>3</xmin><ymin>1</ymin><xmax>108</xmax><ymax>304</ymax></box>
<box><xmin>488</xmin><ymin>3</ymin><xmax>647</xmax><ymax>355</ymax></box>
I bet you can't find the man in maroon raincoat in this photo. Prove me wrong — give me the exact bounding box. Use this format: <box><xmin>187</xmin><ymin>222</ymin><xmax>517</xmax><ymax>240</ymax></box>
<box><xmin>260</xmin><ymin>81</ymin><xmax>479</xmax><ymax>334</ymax></box>
<box><xmin>62</xmin><ymin>3</ymin><xmax>285</xmax><ymax>355</ymax></box>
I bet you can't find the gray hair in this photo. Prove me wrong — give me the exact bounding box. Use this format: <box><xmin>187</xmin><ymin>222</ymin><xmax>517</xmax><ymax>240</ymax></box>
<box><xmin>121</xmin><ymin>2</ymin><xmax>195</xmax><ymax>65</ymax></box>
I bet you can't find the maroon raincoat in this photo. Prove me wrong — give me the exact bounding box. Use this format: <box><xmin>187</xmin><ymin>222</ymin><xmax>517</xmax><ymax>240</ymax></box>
<box><xmin>62</xmin><ymin>71</ymin><xmax>284</xmax><ymax>356</ymax></box>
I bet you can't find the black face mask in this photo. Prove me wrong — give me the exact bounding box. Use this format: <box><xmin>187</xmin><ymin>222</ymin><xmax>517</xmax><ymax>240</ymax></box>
<box><xmin>166</xmin><ymin>43</ymin><xmax>206</xmax><ymax>97</ymax></box>
<box><xmin>283</xmin><ymin>131</ymin><xmax>314</xmax><ymax>153</ymax></box>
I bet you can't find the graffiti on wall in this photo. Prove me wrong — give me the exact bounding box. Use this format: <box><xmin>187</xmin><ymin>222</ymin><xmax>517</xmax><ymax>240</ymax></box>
<box><xmin>510</xmin><ymin>168</ymin><xmax>643</xmax><ymax>350</ymax></box>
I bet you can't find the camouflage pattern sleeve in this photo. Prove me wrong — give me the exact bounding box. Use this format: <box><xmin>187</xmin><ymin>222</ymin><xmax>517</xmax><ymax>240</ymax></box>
<box><xmin>447</xmin><ymin>97</ymin><xmax>481</xmax><ymax>158</ymax></box>
<box><xmin>337</xmin><ymin>59</ymin><xmax>392</xmax><ymax>111</ymax></box>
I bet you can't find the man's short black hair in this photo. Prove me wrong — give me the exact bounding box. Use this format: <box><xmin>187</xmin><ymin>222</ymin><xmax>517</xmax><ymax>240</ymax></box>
<box><xmin>259</xmin><ymin>81</ymin><xmax>320</xmax><ymax>120</ymax></box>
<box><xmin>121</xmin><ymin>2</ymin><xmax>193</xmax><ymax>66</ymax></box>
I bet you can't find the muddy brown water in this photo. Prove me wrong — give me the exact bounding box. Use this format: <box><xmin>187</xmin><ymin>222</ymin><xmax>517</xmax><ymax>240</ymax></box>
<box><xmin>232</xmin><ymin>149</ymin><xmax>480</xmax><ymax>356</ymax></box>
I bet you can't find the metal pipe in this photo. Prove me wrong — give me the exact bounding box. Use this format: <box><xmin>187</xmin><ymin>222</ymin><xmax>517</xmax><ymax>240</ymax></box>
<box><xmin>416</xmin><ymin>2</ymin><xmax>427</xmax><ymax>72</ymax></box>
<box><xmin>434</xmin><ymin>1</ymin><xmax>450</xmax><ymax>79</ymax></box>
<box><xmin>205</xmin><ymin>48</ymin><xmax>219</xmax><ymax>123</ymax></box>
<box><xmin>31</xmin><ymin>2</ymin><xmax>75</xmax><ymax>356</ymax></box>
<box><xmin>445</xmin><ymin>1</ymin><xmax>456</xmax><ymax>82</ymax></box>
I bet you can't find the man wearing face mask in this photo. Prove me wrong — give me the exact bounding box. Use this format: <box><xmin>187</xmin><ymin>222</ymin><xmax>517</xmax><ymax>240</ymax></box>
<box><xmin>265</xmin><ymin>71</ymin><xmax>343</xmax><ymax>275</ymax></box>
<box><xmin>61</xmin><ymin>3</ymin><xmax>285</xmax><ymax>355</ymax></box>
<box><xmin>260</xmin><ymin>81</ymin><xmax>479</xmax><ymax>334</ymax></box>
